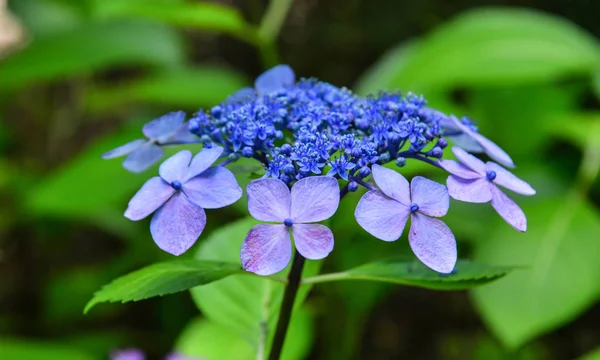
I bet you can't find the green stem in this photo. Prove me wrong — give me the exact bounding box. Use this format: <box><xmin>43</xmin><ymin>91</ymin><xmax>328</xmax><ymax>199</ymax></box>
<box><xmin>300</xmin><ymin>272</ymin><xmax>348</xmax><ymax>285</ymax></box>
<box><xmin>257</xmin><ymin>0</ymin><xmax>294</xmax><ymax>68</ymax></box>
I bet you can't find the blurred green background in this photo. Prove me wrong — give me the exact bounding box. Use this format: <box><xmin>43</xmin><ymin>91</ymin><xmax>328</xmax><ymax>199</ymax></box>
<box><xmin>1</xmin><ymin>0</ymin><xmax>599</xmax><ymax>359</ymax></box>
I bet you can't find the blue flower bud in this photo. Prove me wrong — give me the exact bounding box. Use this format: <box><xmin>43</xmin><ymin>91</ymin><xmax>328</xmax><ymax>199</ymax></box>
<box><xmin>359</xmin><ymin>166</ymin><xmax>371</xmax><ymax>178</ymax></box>
<box><xmin>430</xmin><ymin>146</ymin><xmax>443</xmax><ymax>159</ymax></box>
<box><xmin>396</xmin><ymin>157</ymin><xmax>406</xmax><ymax>167</ymax></box>
<box><xmin>241</xmin><ymin>147</ymin><xmax>254</xmax><ymax>157</ymax></box>
<box><xmin>348</xmin><ymin>181</ymin><xmax>359</xmax><ymax>192</ymax></box>
<box><xmin>437</xmin><ymin>137</ymin><xmax>448</xmax><ymax>149</ymax></box>
<box><xmin>379</xmin><ymin>153</ymin><xmax>391</xmax><ymax>163</ymax></box>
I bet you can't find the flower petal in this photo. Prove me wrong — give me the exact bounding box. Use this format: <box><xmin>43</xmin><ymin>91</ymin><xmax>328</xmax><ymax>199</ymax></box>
<box><xmin>159</xmin><ymin>150</ymin><xmax>192</xmax><ymax>183</ymax></box>
<box><xmin>124</xmin><ymin>177</ymin><xmax>174</xmax><ymax>221</ymax></box>
<box><xmin>371</xmin><ymin>164</ymin><xmax>411</xmax><ymax>206</ymax></box>
<box><xmin>150</xmin><ymin>193</ymin><xmax>206</xmax><ymax>255</ymax></box>
<box><xmin>451</xmin><ymin>147</ymin><xmax>486</xmax><ymax>175</ymax></box>
<box><xmin>122</xmin><ymin>142</ymin><xmax>164</xmax><ymax>173</ymax></box>
<box><xmin>143</xmin><ymin>111</ymin><xmax>185</xmax><ymax>142</ymax></box>
<box><xmin>290</xmin><ymin>176</ymin><xmax>340</xmax><ymax>223</ymax></box>
<box><xmin>185</xmin><ymin>146</ymin><xmax>224</xmax><ymax>181</ymax></box>
<box><xmin>254</xmin><ymin>64</ymin><xmax>295</xmax><ymax>95</ymax></box>
<box><xmin>169</xmin><ymin>123</ymin><xmax>199</xmax><ymax>143</ymax></box>
<box><xmin>241</xmin><ymin>224</ymin><xmax>291</xmax><ymax>275</ymax></box>
<box><xmin>449</xmin><ymin>133</ymin><xmax>485</xmax><ymax>153</ymax></box>
<box><xmin>183</xmin><ymin>167</ymin><xmax>242</xmax><ymax>209</ymax></box>
<box><xmin>471</xmin><ymin>132</ymin><xmax>515</xmax><ymax>168</ymax></box>
<box><xmin>227</xmin><ymin>87</ymin><xmax>255</xmax><ymax>102</ymax></box>
<box><xmin>410</xmin><ymin>176</ymin><xmax>449</xmax><ymax>217</ymax></box>
<box><xmin>486</xmin><ymin>162</ymin><xmax>536</xmax><ymax>196</ymax></box>
<box><xmin>438</xmin><ymin>159</ymin><xmax>481</xmax><ymax>180</ymax></box>
<box><xmin>355</xmin><ymin>190</ymin><xmax>410</xmax><ymax>242</ymax></box>
<box><xmin>446</xmin><ymin>175</ymin><xmax>492</xmax><ymax>203</ymax></box>
<box><xmin>490</xmin><ymin>186</ymin><xmax>527</xmax><ymax>232</ymax></box>
<box><xmin>409</xmin><ymin>213</ymin><xmax>457</xmax><ymax>273</ymax></box>
<box><xmin>292</xmin><ymin>224</ymin><xmax>334</xmax><ymax>260</ymax></box>
<box><xmin>247</xmin><ymin>178</ymin><xmax>291</xmax><ymax>222</ymax></box>
<box><xmin>101</xmin><ymin>139</ymin><xmax>146</xmax><ymax>159</ymax></box>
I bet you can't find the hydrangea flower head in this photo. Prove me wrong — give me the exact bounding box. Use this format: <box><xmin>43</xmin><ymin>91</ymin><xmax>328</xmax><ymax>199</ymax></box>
<box><xmin>241</xmin><ymin>176</ymin><xmax>340</xmax><ymax>275</ymax></box>
<box><xmin>102</xmin><ymin>111</ymin><xmax>197</xmax><ymax>173</ymax></box>
<box><xmin>125</xmin><ymin>147</ymin><xmax>242</xmax><ymax>255</ymax></box>
<box><xmin>355</xmin><ymin>165</ymin><xmax>456</xmax><ymax>273</ymax></box>
<box><xmin>440</xmin><ymin>147</ymin><xmax>535</xmax><ymax>231</ymax></box>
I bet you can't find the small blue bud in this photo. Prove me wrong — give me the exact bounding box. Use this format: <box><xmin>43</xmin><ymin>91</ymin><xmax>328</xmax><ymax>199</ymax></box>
<box><xmin>395</xmin><ymin>157</ymin><xmax>406</xmax><ymax>167</ymax></box>
<box><xmin>228</xmin><ymin>152</ymin><xmax>240</xmax><ymax>161</ymax></box>
<box><xmin>211</xmin><ymin>106</ymin><xmax>222</xmax><ymax>118</ymax></box>
<box><xmin>437</xmin><ymin>137</ymin><xmax>448</xmax><ymax>149</ymax></box>
<box><xmin>359</xmin><ymin>166</ymin><xmax>371</xmax><ymax>178</ymax></box>
<box><xmin>348</xmin><ymin>181</ymin><xmax>359</xmax><ymax>192</ymax></box>
<box><xmin>241</xmin><ymin>147</ymin><xmax>254</xmax><ymax>157</ymax></box>
<box><xmin>486</xmin><ymin>170</ymin><xmax>497</xmax><ymax>181</ymax></box>
<box><xmin>280</xmin><ymin>144</ymin><xmax>292</xmax><ymax>155</ymax></box>
<box><xmin>410</xmin><ymin>203</ymin><xmax>419</xmax><ymax>213</ymax></box>
<box><xmin>350</xmin><ymin>148</ymin><xmax>362</xmax><ymax>158</ymax></box>
<box><xmin>379</xmin><ymin>153</ymin><xmax>391</xmax><ymax>163</ymax></box>
<box><xmin>171</xmin><ymin>181</ymin><xmax>183</xmax><ymax>191</ymax></box>
<box><xmin>430</xmin><ymin>146</ymin><xmax>443</xmax><ymax>159</ymax></box>
<box><xmin>283</xmin><ymin>218</ymin><xmax>293</xmax><ymax>227</ymax></box>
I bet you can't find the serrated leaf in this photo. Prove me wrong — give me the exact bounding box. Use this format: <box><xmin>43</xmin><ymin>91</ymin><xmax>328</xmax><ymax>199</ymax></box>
<box><xmin>356</xmin><ymin>8</ymin><xmax>600</xmax><ymax>93</ymax></box>
<box><xmin>91</xmin><ymin>0</ymin><xmax>252</xmax><ymax>40</ymax></box>
<box><xmin>0</xmin><ymin>20</ymin><xmax>184</xmax><ymax>90</ymax></box>
<box><xmin>303</xmin><ymin>259</ymin><xmax>517</xmax><ymax>290</ymax></box>
<box><xmin>85</xmin><ymin>260</ymin><xmax>243</xmax><ymax>313</ymax></box>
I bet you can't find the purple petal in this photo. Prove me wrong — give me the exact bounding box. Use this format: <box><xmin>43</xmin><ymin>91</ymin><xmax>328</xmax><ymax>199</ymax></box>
<box><xmin>409</xmin><ymin>213</ymin><xmax>457</xmax><ymax>273</ymax></box>
<box><xmin>102</xmin><ymin>139</ymin><xmax>146</xmax><ymax>159</ymax></box>
<box><xmin>150</xmin><ymin>193</ymin><xmax>206</xmax><ymax>255</ymax></box>
<box><xmin>446</xmin><ymin>175</ymin><xmax>493</xmax><ymax>203</ymax></box>
<box><xmin>241</xmin><ymin>224</ymin><xmax>291</xmax><ymax>275</ymax></box>
<box><xmin>290</xmin><ymin>176</ymin><xmax>340</xmax><ymax>223</ymax></box>
<box><xmin>169</xmin><ymin>123</ymin><xmax>199</xmax><ymax>143</ymax></box>
<box><xmin>247</xmin><ymin>178</ymin><xmax>291</xmax><ymax>222</ymax></box>
<box><xmin>124</xmin><ymin>177</ymin><xmax>174</xmax><ymax>221</ymax></box>
<box><xmin>185</xmin><ymin>146</ymin><xmax>224</xmax><ymax>181</ymax></box>
<box><xmin>451</xmin><ymin>146</ymin><xmax>486</xmax><ymax>175</ymax></box>
<box><xmin>183</xmin><ymin>167</ymin><xmax>242</xmax><ymax>209</ymax></box>
<box><xmin>110</xmin><ymin>348</ymin><xmax>146</xmax><ymax>360</ymax></box>
<box><xmin>410</xmin><ymin>176</ymin><xmax>449</xmax><ymax>217</ymax></box>
<box><xmin>123</xmin><ymin>142</ymin><xmax>164</xmax><ymax>173</ymax></box>
<box><xmin>355</xmin><ymin>190</ymin><xmax>410</xmax><ymax>242</ymax></box>
<box><xmin>486</xmin><ymin>162</ymin><xmax>536</xmax><ymax>196</ymax></box>
<box><xmin>471</xmin><ymin>132</ymin><xmax>515</xmax><ymax>168</ymax></box>
<box><xmin>371</xmin><ymin>164</ymin><xmax>411</xmax><ymax>206</ymax></box>
<box><xmin>143</xmin><ymin>111</ymin><xmax>185</xmax><ymax>142</ymax></box>
<box><xmin>438</xmin><ymin>159</ymin><xmax>481</xmax><ymax>179</ymax></box>
<box><xmin>254</xmin><ymin>64</ymin><xmax>295</xmax><ymax>95</ymax></box>
<box><xmin>159</xmin><ymin>150</ymin><xmax>192</xmax><ymax>184</ymax></box>
<box><xmin>292</xmin><ymin>224</ymin><xmax>334</xmax><ymax>260</ymax></box>
<box><xmin>227</xmin><ymin>87</ymin><xmax>255</xmax><ymax>102</ymax></box>
<box><xmin>490</xmin><ymin>186</ymin><xmax>527</xmax><ymax>232</ymax></box>
<box><xmin>449</xmin><ymin>133</ymin><xmax>485</xmax><ymax>153</ymax></box>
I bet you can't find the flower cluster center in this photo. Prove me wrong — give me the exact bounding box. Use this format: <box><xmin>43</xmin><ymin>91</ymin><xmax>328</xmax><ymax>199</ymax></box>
<box><xmin>283</xmin><ymin>218</ymin><xmax>294</xmax><ymax>227</ymax></box>
<box><xmin>171</xmin><ymin>180</ymin><xmax>183</xmax><ymax>191</ymax></box>
<box><xmin>486</xmin><ymin>170</ymin><xmax>497</xmax><ymax>181</ymax></box>
<box><xmin>410</xmin><ymin>203</ymin><xmax>420</xmax><ymax>213</ymax></box>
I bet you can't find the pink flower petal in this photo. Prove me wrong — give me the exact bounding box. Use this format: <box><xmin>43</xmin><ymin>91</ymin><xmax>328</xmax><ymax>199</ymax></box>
<box><xmin>124</xmin><ymin>177</ymin><xmax>174</xmax><ymax>221</ymax></box>
<box><xmin>409</xmin><ymin>213</ymin><xmax>457</xmax><ymax>273</ymax></box>
<box><xmin>371</xmin><ymin>164</ymin><xmax>411</xmax><ymax>206</ymax></box>
<box><xmin>451</xmin><ymin>146</ymin><xmax>486</xmax><ymax>175</ymax></box>
<box><xmin>247</xmin><ymin>178</ymin><xmax>291</xmax><ymax>222</ymax></box>
<box><xmin>292</xmin><ymin>223</ymin><xmax>334</xmax><ymax>260</ymax></box>
<box><xmin>355</xmin><ymin>190</ymin><xmax>410</xmax><ymax>242</ymax></box>
<box><xmin>183</xmin><ymin>167</ymin><xmax>242</xmax><ymax>209</ymax></box>
<box><xmin>290</xmin><ymin>176</ymin><xmax>340</xmax><ymax>223</ymax></box>
<box><xmin>159</xmin><ymin>150</ymin><xmax>192</xmax><ymax>183</ymax></box>
<box><xmin>410</xmin><ymin>176</ymin><xmax>449</xmax><ymax>217</ymax></box>
<box><xmin>486</xmin><ymin>162</ymin><xmax>535</xmax><ymax>196</ymax></box>
<box><xmin>446</xmin><ymin>175</ymin><xmax>493</xmax><ymax>203</ymax></box>
<box><xmin>150</xmin><ymin>193</ymin><xmax>206</xmax><ymax>255</ymax></box>
<box><xmin>241</xmin><ymin>224</ymin><xmax>292</xmax><ymax>275</ymax></box>
<box><xmin>490</xmin><ymin>186</ymin><xmax>527</xmax><ymax>232</ymax></box>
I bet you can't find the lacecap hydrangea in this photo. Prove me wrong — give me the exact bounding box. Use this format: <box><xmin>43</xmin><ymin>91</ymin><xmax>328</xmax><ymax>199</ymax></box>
<box><xmin>104</xmin><ymin>65</ymin><xmax>535</xmax><ymax>275</ymax></box>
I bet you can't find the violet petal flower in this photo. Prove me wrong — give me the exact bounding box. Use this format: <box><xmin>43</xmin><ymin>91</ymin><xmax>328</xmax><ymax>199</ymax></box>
<box><xmin>355</xmin><ymin>165</ymin><xmax>456</xmax><ymax>273</ymax></box>
<box><xmin>103</xmin><ymin>111</ymin><xmax>196</xmax><ymax>173</ymax></box>
<box><xmin>254</xmin><ymin>64</ymin><xmax>295</xmax><ymax>95</ymax></box>
<box><xmin>110</xmin><ymin>348</ymin><xmax>145</xmax><ymax>360</ymax></box>
<box><xmin>443</xmin><ymin>115</ymin><xmax>515</xmax><ymax>168</ymax></box>
<box><xmin>440</xmin><ymin>147</ymin><xmax>535</xmax><ymax>232</ymax></box>
<box><xmin>125</xmin><ymin>147</ymin><xmax>242</xmax><ymax>255</ymax></box>
<box><xmin>241</xmin><ymin>176</ymin><xmax>340</xmax><ymax>275</ymax></box>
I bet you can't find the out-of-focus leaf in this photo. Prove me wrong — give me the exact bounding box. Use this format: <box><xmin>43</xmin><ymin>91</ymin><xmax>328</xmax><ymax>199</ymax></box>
<box><xmin>84</xmin><ymin>67</ymin><xmax>248</xmax><ymax>111</ymax></box>
<box><xmin>549</xmin><ymin>113</ymin><xmax>600</xmax><ymax>149</ymax></box>
<box><xmin>0</xmin><ymin>20</ymin><xmax>184</xmax><ymax>90</ymax></box>
<box><xmin>593</xmin><ymin>68</ymin><xmax>600</xmax><ymax>101</ymax></box>
<box><xmin>0</xmin><ymin>339</ymin><xmax>94</xmax><ymax>360</ymax></box>
<box><xmin>472</xmin><ymin>198</ymin><xmax>600</xmax><ymax>349</ymax></box>
<box><xmin>9</xmin><ymin>0</ymin><xmax>87</xmax><ymax>36</ymax></box>
<box><xmin>579</xmin><ymin>347</ymin><xmax>600</xmax><ymax>360</ymax></box>
<box><xmin>191</xmin><ymin>217</ymin><xmax>318</xmax><ymax>359</ymax></box>
<box><xmin>303</xmin><ymin>259</ymin><xmax>516</xmax><ymax>290</ymax></box>
<box><xmin>356</xmin><ymin>8</ymin><xmax>600</xmax><ymax>93</ymax></box>
<box><xmin>85</xmin><ymin>260</ymin><xmax>244</xmax><ymax>313</ymax></box>
<box><xmin>91</xmin><ymin>0</ymin><xmax>253</xmax><ymax>41</ymax></box>
<box><xmin>0</xmin><ymin>1</ymin><xmax>26</xmax><ymax>58</ymax></box>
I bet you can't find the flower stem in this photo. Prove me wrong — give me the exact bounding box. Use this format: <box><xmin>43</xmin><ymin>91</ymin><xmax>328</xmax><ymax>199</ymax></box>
<box><xmin>257</xmin><ymin>0</ymin><xmax>294</xmax><ymax>68</ymax></box>
<box><xmin>268</xmin><ymin>249</ymin><xmax>305</xmax><ymax>360</ymax></box>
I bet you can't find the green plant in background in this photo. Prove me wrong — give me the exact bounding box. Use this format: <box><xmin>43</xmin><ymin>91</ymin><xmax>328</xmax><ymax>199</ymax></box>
<box><xmin>1</xmin><ymin>1</ymin><xmax>600</xmax><ymax>359</ymax></box>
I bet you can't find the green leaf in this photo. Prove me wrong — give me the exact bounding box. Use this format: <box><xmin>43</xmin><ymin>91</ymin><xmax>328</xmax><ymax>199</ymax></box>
<box><xmin>579</xmin><ymin>347</ymin><xmax>600</xmax><ymax>360</ymax></box>
<box><xmin>303</xmin><ymin>259</ymin><xmax>516</xmax><ymax>290</ymax></box>
<box><xmin>356</xmin><ymin>8</ymin><xmax>600</xmax><ymax>93</ymax></box>
<box><xmin>593</xmin><ymin>68</ymin><xmax>600</xmax><ymax>101</ymax></box>
<box><xmin>190</xmin><ymin>217</ymin><xmax>318</xmax><ymax>359</ymax></box>
<box><xmin>0</xmin><ymin>339</ymin><xmax>94</xmax><ymax>360</ymax></box>
<box><xmin>0</xmin><ymin>20</ymin><xmax>184</xmax><ymax>90</ymax></box>
<box><xmin>472</xmin><ymin>198</ymin><xmax>600</xmax><ymax>349</ymax></box>
<box><xmin>91</xmin><ymin>0</ymin><xmax>253</xmax><ymax>41</ymax></box>
<box><xmin>84</xmin><ymin>259</ymin><xmax>243</xmax><ymax>313</ymax></box>
<box><xmin>84</xmin><ymin>67</ymin><xmax>248</xmax><ymax>111</ymax></box>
